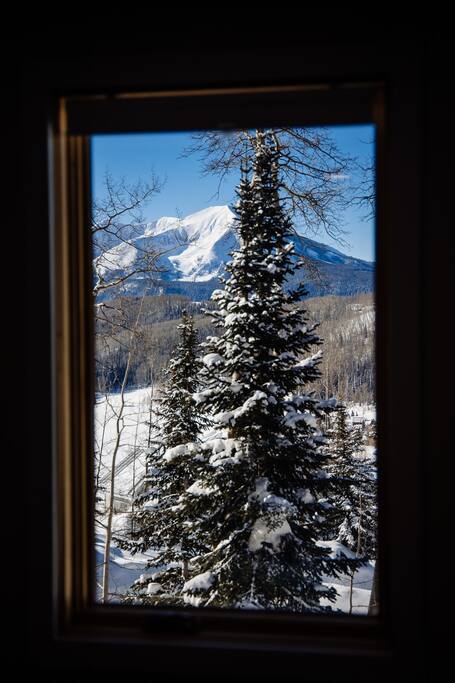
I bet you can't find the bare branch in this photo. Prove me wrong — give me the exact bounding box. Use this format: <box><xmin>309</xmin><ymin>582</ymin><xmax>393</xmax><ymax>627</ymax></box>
<box><xmin>182</xmin><ymin>128</ymin><xmax>374</xmax><ymax>242</ymax></box>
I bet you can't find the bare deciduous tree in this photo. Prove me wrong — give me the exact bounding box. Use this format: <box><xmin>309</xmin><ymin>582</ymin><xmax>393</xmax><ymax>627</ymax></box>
<box><xmin>92</xmin><ymin>172</ymin><xmax>164</xmax><ymax>298</ymax></box>
<box><xmin>92</xmin><ymin>172</ymin><xmax>164</xmax><ymax>602</ymax></box>
<box><xmin>100</xmin><ymin>294</ymin><xmax>146</xmax><ymax>603</ymax></box>
<box><xmin>183</xmin><ymin>128</ymin><xmax>371</xmax><ymax>243</ymax></box>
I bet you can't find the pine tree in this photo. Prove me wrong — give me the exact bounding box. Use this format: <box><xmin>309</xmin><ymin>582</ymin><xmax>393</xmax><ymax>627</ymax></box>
<box><xmin>154</xmin><ymin>310</ymin><xmax>205</xmax><ymax>449</ymax></box>
<box><xmin>118</xmin><ymin>311</ymin><xmax>209</xmax><ymax>604</ymax></box>
<box><xmin>175</xmin><ymin>131</ymin><xmax>359</xmax><ymax>611</ymax></box>
<box><xmin>326</xmin><ymin>404</ymin><xmax>377</xmax><ymax>559</ymax></box>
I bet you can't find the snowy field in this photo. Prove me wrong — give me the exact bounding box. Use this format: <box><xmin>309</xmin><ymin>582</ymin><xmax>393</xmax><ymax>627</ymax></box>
<box><xmin>95</xmin><ymin>387</ymin><xmax>154</xmax><ymax>498</ymax></box>
<box><xmin>95</xmin><ymin>525</ymin><xmax>156</xmax><ymax>600</ymax></box>
<box><xmin>95</xmin><ymin>388</ymin><xmax>376</xmax><ymax>613</ymax></box>
<box><xmin>347</xmin><ymin>403</ymin><xmax>376</xmax><ymax>423</ymax></box>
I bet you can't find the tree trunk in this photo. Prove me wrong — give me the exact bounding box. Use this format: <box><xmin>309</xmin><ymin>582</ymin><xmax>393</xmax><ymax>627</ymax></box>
<box><xmin>348</xmin><ymin>493</ymin><xmax>363</xmax><ymax>615</ymax></box>
<box><xmin>101</xmin><ymin>295</ymin><xmax>145</xmax><ymax>603</ymax></box>
<box><xmin>356</xmin><ymin>493</ymin><xmax>363</xmax><ymax>556</ymax></box>
<box><xmin>182</xmin><ymin>559</ymin><xmax>190</xmax><ymax>581</ymax></box>
<box><xmin>101</xmin><ymin>350</ymin><xmax>132</xmax><ymax>602</ymax></box>
<box><xmin>130</xmin><ymin>407</ymin><xmax>141</xmax><ymax>535</ymax></box>
<box><xmin>368</xmin><ymin>562</ymin><xmax>379</xmax><ymax>615</ymax></box>
<box><xmin>349</xmin><ymin>570</ymin><xmax>354</xmax><ymax>615</ymax></box>
<box><xmin>94</xmin><ymin>396</ymin><xmax>109</xmax><ymax>505</ymax></box>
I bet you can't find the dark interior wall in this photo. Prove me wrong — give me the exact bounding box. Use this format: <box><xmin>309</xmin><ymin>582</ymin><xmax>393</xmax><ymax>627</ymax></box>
<box><xmin>9</xmin><ymin>32</ymin><xmax>451</xmax><ymax>680</ymax></box>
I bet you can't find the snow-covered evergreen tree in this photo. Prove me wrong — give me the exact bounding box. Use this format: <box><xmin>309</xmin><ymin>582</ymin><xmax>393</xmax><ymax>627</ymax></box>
<box><xmin>118</xmin><ymin>311</ymin><xmax>209</xmax><ymax>604</ymax></box>
<box><xmin>326</xmin><ymin>404</ymin><xmax>377</xmax><ymax>559</ymax></box>
<box><xmin>175</xmin><ymin>131</ymin><xmax>359</xmax><ymax>611</ymax></box>
<box><xmin>154</xmin><ymin>310</ymin><xmax>205</xmax><ymax>449</ymax></box>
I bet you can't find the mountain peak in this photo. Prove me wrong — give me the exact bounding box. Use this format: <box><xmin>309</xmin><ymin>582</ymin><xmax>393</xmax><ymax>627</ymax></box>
<box><xmin>144</xmin><ymin>205</ymin><xmax>235</xmax><ymax>241</ymax></box>
<box><xmin>185</xmin><ymin>204</ymin><xmax>234</xmax><ymax>223</ymax></box>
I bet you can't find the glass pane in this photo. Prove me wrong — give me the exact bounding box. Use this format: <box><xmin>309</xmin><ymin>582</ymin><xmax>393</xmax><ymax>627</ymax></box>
<box><xmin>91</xmin><ymin>126</ymin><xmax>377</xmax><ymax>614</ymax></box>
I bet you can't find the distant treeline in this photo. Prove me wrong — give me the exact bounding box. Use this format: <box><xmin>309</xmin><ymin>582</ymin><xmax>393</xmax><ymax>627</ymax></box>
<box><xmin>304</xmin><ymin>293</ymin><xmax>375</xmax><ymax>404</ymax></box>
<box><xmin>95</xmin><ymin>292</ymin><xmax>374</xmax><ymax>405</ymax></box>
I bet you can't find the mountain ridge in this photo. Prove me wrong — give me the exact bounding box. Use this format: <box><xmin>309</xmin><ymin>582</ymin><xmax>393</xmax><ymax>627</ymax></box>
<box><xmin>96</xmin><ymin>205</ymin><xmax>374</xmax><ymax>301</ymax></box>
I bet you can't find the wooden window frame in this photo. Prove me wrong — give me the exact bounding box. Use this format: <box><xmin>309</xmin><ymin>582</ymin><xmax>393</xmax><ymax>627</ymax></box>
<box><xmin>24</xmin><ymin>42</ymin><xmax>441</xmax><ymax>679</ymax></box>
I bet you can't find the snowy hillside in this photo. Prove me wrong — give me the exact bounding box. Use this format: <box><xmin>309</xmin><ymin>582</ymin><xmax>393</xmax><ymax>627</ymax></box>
<box><xmin>95</xmin><ymin>388</ymin><xmax>152</xmax><ymax>500</ymax></box>
<box><xmin>95</xmin><ymin>205</ymin><xmax>374</xmax><ymax>300</ymax></box>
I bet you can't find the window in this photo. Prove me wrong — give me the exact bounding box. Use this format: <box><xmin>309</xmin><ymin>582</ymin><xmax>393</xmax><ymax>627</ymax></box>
<box><xmin>56</xmin><ymin>81</ymin><xmax>387</xmax><ymax>630</ymax></box>
<box><xmin>91</xmin><ymin>125</ymin><xmax>378</xmax><ymax>615</ymax></box>
<box><xmin>24</xmin><ymin>41</ymin><xmax>444</xmax><ymax>680</ymax></box>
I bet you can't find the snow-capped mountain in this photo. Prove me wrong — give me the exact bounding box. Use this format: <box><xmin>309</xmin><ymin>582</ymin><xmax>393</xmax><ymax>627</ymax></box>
<box><xmin>96</xmin><ymin>205</ymin><xmax>374</xmax><ymax>301</ymax></box>
<box><xmin>144</xmin><ymin>205</ymin><xmax>237</xmax><ymax>282</ymax></box>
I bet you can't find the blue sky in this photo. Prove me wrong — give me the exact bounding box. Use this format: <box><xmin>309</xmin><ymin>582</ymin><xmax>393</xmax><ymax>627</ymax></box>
<box><xmin>91</xmin><ymin>125</ymin><xmax>375</xmax><ymax>262</ymax></box>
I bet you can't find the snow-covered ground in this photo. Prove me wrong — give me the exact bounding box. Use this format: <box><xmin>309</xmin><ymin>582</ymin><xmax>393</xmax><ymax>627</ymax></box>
<box><xmin>96</xmin><ymin>524</ymin><xmax>374</xmax><ymax>613</ymax></box>
<box><xmin>95</xmin><ymin>388</ymin><xmax>375</xmax><ymax>612</ymax></box>
<box><xmin>95</xmin><ymin>526</ymin><xmax>155</xmax><ymax>601</ymax></box>
<box><xmin>94</xmin><ymin>386</ymin><xmax>157</xmax><ymax>599</ymax></box>
<box><xmin>95</xmin><ymin>387</ymin><xmax>155</xmax><ymax>498</ymax></box>
<box><xmin>318</xmin><ymin>541</ymin><xmax>374</xmax><ymax>615</ymax></box>
<box><xmin>346</xmin><ymin>403</ymin><xmax>376</xmax><ymax>423</ymax></box>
